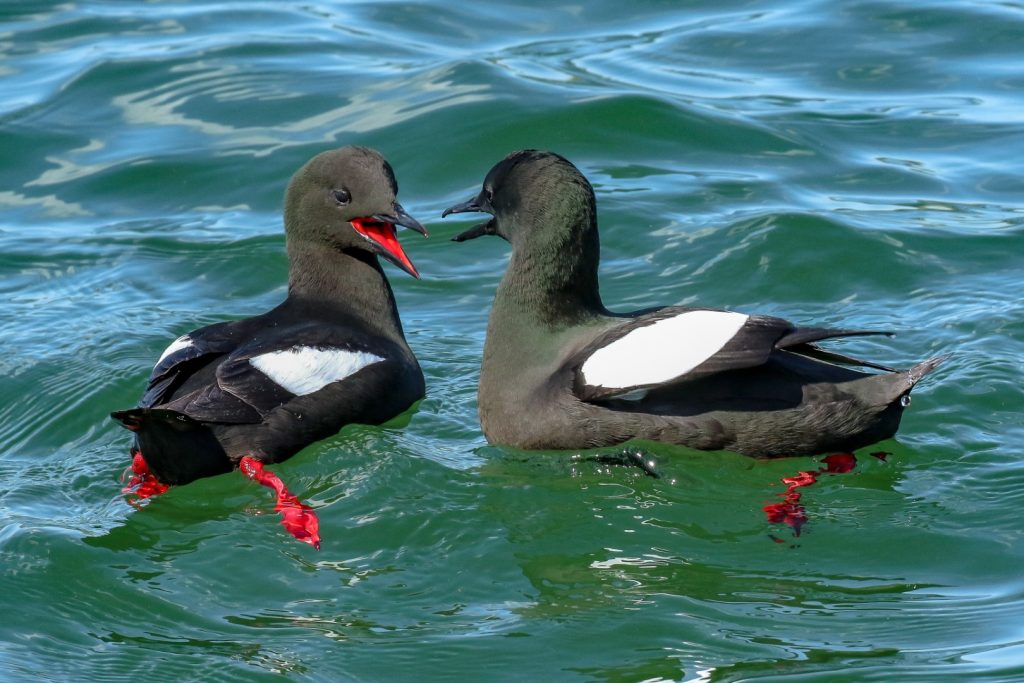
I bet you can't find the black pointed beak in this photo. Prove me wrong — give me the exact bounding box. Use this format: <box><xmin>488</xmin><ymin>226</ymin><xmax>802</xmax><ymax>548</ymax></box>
<box><xmin>374</xmin><ymin>202</ymin><xmax>428</xmax><ymax>237</ymax></box>
<box><xmin>442</xmin><ymin>195</ymin><xmax>496</xmax><ymax>242</ymax></box>
<box><xmin>451</xmin><ymin>221</ymin><xmax>496</xmax><ymax>242</ymax></box>
<box><xmin>441</xmin><ymin>197</ymin><xmax>482</xmax><ymax>218</ymax></box>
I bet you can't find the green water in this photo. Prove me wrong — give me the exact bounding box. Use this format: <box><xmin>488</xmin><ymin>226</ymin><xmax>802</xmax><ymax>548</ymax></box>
<box><xmin>2</xmin><ymin>1</ymin><xmax>1023</xmax><ymax>681</ymax></box>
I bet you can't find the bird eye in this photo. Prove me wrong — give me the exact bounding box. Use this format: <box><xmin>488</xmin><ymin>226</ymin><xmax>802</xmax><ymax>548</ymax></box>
<box><xmin>484</xmin><ymin>187</ymin><xmax>494</xmax><ymax>202</ymax></box>
<box><xmin>333</xmin><ymin>189</ymin><xmax>351</xmax><ymax>205</ymax></box>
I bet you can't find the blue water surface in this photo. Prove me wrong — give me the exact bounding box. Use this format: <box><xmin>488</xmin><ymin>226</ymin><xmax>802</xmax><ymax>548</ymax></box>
<box><xmin>1</xmin><ymin>1</ymin><xmax>1023</xmax><ymax>681</ymax></box>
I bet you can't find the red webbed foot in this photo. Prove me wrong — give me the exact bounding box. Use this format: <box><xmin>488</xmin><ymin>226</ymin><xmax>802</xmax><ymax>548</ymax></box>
<box><xmin>240</xmin><ymin>456</ymin><xmax>321</xmax><ymax>550</ymax></box>
<box><xmin>121</xmin><ymin>450</ymin><xmax>170</xmax><ymax>503</ymax></box>
<box><xmin>763</xmin><ymin>453</ymin><xmax>859</xmax><ymax>537</ymax></box>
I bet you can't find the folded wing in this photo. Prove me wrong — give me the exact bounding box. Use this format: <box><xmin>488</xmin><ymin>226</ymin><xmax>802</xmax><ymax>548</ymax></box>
<box><xmin>160</xmin><ymin>324</ymin><xmax>389</xmax><ymax>425</ymax></box>
<box><xmin>573</xmin><ymin>308</ymin><xmax>894</xmax><ymax>402</ymax></box>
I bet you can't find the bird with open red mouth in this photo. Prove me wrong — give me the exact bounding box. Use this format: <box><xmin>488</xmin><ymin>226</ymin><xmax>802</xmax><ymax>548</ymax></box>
<box><xmin>112</xmin><ymin>146</ymin><xmax>427</xmax><ymax>549</ymax></box>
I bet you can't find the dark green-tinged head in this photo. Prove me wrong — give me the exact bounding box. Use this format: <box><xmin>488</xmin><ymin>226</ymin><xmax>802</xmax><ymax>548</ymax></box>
<box><xmin>443</xmin><ymin>150</ymin><xmax>596</xmax><ymax>247</ymax></box>
<box><xmin>285</xmin><ymin>146</ymin><xmax>427</xmax><ymax>278</ymax></box>
<box><xmin>443</xmin><ymin>150</ymin><xmax>605</xmax><ymax>321</ymax></box>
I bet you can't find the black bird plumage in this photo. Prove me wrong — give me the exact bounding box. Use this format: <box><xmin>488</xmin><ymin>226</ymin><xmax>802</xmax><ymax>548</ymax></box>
<box><xmin>444</xmin><ymin>150</ymin><xmax>945</xmax><ymax>457</ymax></box>
<box><xmin>112</xmin><ymin>146</ymin><xmax>426</xmax><ymax>485</ymax></box>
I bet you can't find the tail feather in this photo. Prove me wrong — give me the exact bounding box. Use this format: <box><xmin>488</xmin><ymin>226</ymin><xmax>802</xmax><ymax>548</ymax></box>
<box><xmin>873</xmin><ymin>353</ymin><xmax>950</xmax><ymax>409</ymax></box>
<box><xmin>906</xmin><ymin>353</ymin><xmax>951</xmax><ymax>385</ymax></box>
<box><xmin>110</xmin><ymin>407</ymin><xmax>230</xmax><ymax>485</ymax></box>
<box><xmin>111</xmin><ymin>407</ymin><xmax>203</xmax><ymax>430</ymax></box>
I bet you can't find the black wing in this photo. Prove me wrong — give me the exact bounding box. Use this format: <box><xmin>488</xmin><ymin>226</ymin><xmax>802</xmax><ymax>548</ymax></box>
<box><xmin>572</xmin><ymin>307</ymin><xmax>893</xmax><ymax>402</ymax></box>
<box><xmin>140</xmin><ymin>320</ymin><xmax>246</xmax><ymax>408</ymax></box>
<box><xmin>160</xmin><ymin>323</ymin><xmax>399</xmax><ymax>426</ymax></box>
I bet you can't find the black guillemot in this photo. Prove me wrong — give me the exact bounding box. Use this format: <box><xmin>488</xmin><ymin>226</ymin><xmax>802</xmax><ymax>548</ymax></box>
<box><xmin>112</xmin><ymin>146</ymin><xmax>427</xmax><ymax>548</ymax></box>
<box><xmin>443</xmin><ymin>149</ymin><xmax>945</xmax><ymax>457</ymax></box>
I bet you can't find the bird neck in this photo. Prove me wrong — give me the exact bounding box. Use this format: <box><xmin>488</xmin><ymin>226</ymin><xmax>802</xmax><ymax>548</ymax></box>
<box><xmin>495</xmin><ymin>214</ymin><xmax>606</xmax><ymax>330</ymax></box>
<box><xmin>285</xmin><ymin>237</ymin><xmax>406</xmax><ymax>340</ymax></box>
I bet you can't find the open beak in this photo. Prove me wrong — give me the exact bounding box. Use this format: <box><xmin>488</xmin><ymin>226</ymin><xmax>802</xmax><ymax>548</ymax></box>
<box><xmin>442</xmin><ymin>195</ymin><xmax>497</xmax><ymax>242</ymax></box>
<box><xmin>350</xmin><ymin>202</ymin><xmax>427</xmax><ymax>278</ymax></box>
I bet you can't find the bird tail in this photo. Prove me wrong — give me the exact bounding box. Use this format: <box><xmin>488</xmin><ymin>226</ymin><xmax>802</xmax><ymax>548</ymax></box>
<box><xmin>878</xmin><ymin>352</ymin><xmax>950</xmax><ymax>409</ymax></box>
<box><xmin>906</xmin><ymin>353</ymin><xmax>951</xmax><ymax>385</ymax></box>
<box><xmin>111</xmin><ymin>406</ymin><xmax>202</xmax><ymax>432</ymax></box>
<box><xmin>110</xmin><ymin>408</ymin><xmax>229</xmax><ymax>485</ymax></box>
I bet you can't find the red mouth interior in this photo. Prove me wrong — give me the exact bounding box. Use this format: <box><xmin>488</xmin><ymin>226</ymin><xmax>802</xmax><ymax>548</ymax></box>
<box><xmin>350</xmin><ymin>217</ymin><xmax>418</xmax><ymax>277</ymax></box>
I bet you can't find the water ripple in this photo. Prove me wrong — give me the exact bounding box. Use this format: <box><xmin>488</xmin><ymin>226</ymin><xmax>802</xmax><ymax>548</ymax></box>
<box><xmin>2</xmin><ymin>0</ymin><xmax>1024</xmax><ymax>681</ymax></box>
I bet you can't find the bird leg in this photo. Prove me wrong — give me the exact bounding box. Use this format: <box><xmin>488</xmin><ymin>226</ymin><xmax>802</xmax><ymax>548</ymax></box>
<box><xmin>763</xmin><ymin>453</ymin><xmax>858</xmax><ymax>538</ymax></box>
<box><xmin>239</xmin><ymin>456</ymin><xmax>321</xmax><ymax>550</ymax></box>
<box><xmin>121</xmin><ymin>449</ymin><xmax>170</xmax><ymax>502</ymax></box>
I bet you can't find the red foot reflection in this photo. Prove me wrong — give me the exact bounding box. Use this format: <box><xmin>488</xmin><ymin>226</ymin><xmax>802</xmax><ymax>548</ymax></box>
<box><xmin>240</xmin><ymin>456</ymin><xmax>321</xmax><ymax>550</ymax></box>
<box><xmin>764</xmin><ymin>452</ymin><xmax>888</xmax><ymax>538</ymax></box>
<box><xmin>122</xmin><ymin>450</ymin><xmax>170</xmax><ymax>504</ymax></box>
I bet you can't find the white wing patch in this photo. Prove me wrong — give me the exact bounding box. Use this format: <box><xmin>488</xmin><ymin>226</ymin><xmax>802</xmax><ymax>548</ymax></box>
<box><xmin>249</xmin><ymin>346</ymin><xmax>384</xmax><ymax>396</ymax></box>
<box><xmin>157</xmin><ymin>334</ymin><xmax>193</xmax><ymax>364</ymax></box>
<box><xmin>581</xmin><ymin>311</ymin><xmax>749</xmax><ymax>389</ymax></box>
